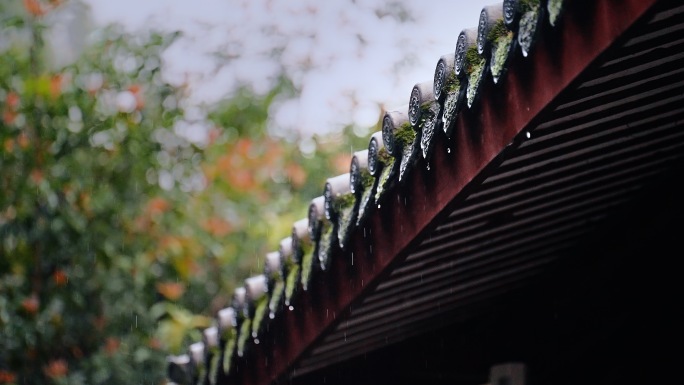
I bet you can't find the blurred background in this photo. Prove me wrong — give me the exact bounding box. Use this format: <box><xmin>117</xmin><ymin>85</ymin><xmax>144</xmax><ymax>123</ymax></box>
<box><xmin>0</xmin><ymin>0</ymin><xmax>488</xmax><ymax>383</ymax></box>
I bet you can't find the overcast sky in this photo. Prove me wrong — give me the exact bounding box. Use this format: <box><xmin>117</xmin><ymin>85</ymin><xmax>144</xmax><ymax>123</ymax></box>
<box><xmin>80</xmin><ymin>0</ymin><xmax>494</xmax><ymax>138</ymax></box>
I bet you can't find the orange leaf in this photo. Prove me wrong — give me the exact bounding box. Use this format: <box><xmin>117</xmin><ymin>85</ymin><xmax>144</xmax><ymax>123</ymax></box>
<box><xmin>202</xmin><ymin>217</ymin><xmax>233</xmax><ymax>237</ymax></box>
<box><xmin>6</xmin><ymin>92</ymin><xmax>19</xmax><ymax>109</ymax></box>
<box><xmin>3</xmin><ymin>139</ymin><xmax>14</xmax><ymax>153</ymax></box>
<box><xmin>104</xmin><ymin>337</ymin><xmax>120</xmax><ymax>356</ymax></box>
<box><xmin>43</xmin><ymin>359</ymin><xmax>68</xmax><ymax>379</ymax></box>
<box><xmin>3</xmin><ymin>110</ymin><xmax>16</xmax><ymax>125</ymax></box>
<box><xmin>128</xmin><ymin>84</ymin><xmax>145</xmax><ymax>109</ymax></box>
<box><xmin>23</xmin><ymin>0</ymin><xmax>45</xmax><ymax>16</ymax></box>
<box><xmin>235</xmin><ymin>138</ymin><xmax>253</xmax><ymax>157</ymax></box>
<box><xmin>285</xmin><ymin>163</ymin><xmax>307</xmax><ymax>187</ymax></box>
<box><xmin>147</xmin><ymin>337</ymin><xmax>162</xmax><ymax>350</ymax></box>
<box><xmin>0</xmin><ymin>370</ymin><xmax>17</xmax><ymax>384</ymax></box>
<box><xmin>93</xmin><ymin>315</ymin><xmax>107</xmax><ymax>331</ymax></box>
<box><xmin>30</xmin><ymin>169</ymin><xmax>44</xmax><ymax>184</ymax></box>
<box><xmin>216</xmin><ymin>154</ymin><xmax>231</xmax><ymax>174</ymax></box>
<box><xmin>53</xmin><ymin>269</ymin><xmax>68</xmax><ymax>286</ymax></box>
<box><xmin>147</xmin><ymin>197</ymin><xmax>170</xmax><ymax>215</ymax></box>
<box><xmin>332</xmin><ymin>153</ymin><xmax>352</xmax><ymax>174</ymax></box>
<box><xmin>156</xmin><ymin>282</ymin><xmax>185</xmax><ymax>301</ymax></box>
<box><xmin>70</xmin><ymin>346</ymin><xmax>83</xmax><ymax>359</ymax></box>
<box><xmin>21</xmin><ymin>295</ymin><xmax>39</xmax><ymax>315</ymax></box>
<box><xmin>17</xmin><ymin>132</ymin><xmax>29</xmax><ymax>149</ymax></box>
<box><xmin>228</xmin><ymin>168</ymin><xmax>255</xmax><ymax>190</ymax></box>
<box><xmin>207</xmin><ymin>127</ymin><xmax>221</xmax><ymax>146</ymax></box>
<box><xmin>49</xmin><ymin>74</ymin><xmax>63</xmax><ymax>99</ymax></box>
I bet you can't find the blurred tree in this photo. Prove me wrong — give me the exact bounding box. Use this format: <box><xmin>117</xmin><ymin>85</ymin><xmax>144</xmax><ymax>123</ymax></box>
<box><xmin>0</xmin><ymin>2</ymin><xmax>197</xmax><ymax>383</ymax></box>
<box><xmin>0</xmin><ymin>1</ymin><xmax>371</xmax><ymax>384</ymax></box>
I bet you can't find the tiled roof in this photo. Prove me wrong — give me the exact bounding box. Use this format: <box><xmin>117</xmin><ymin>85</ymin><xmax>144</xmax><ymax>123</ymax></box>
<box><xmin>165</xmin><ymin>0</ymin><xmax>684</xmax><ymax>384</ymax></box>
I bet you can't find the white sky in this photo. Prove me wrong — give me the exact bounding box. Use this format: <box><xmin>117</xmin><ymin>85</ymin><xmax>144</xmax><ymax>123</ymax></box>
<box><xmin>80</xmin><ymin>0</ymin><xmax>494</xmax><ymax>138</ymax></box>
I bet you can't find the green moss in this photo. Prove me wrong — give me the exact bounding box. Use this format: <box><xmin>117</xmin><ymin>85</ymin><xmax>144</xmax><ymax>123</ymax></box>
<box><xmin>333</xmin><ymin>191</ymin><xmax>356</xmax><ymax>214</ymax></box>
<box><xmin>467</xmin><ymin>59</ymin><xmax>486</xmax><ymax>107</ymax></box>
<box><xmin>520</xmin><ymin>0</ymin><xmax>538</xmax><ymax>12</ymax></box>
<box><xmin>375</xmin><ymin>156</ymin><xmax>396</xmax><ymax>202</ymax></box>
<box><xmin>296</xmin><ymin>234</ymin><xmax>314</xmax><ymax>263</ymax></box>
<box><xmin>356</xmin><ymin>182</ymin><xmax>375</xmax><ymax>226</ymax></box>
<box><xmin>419</xmin><ymin>101</ymin><xmax>436</xmax><ymax>126</ymax></box>
<box><xmin>490</xmin><ymin>32</ymin><xmax>514</xmax><ymax>83</ymax></box>
<box><xmin>237</xmin><ymin>318</ymin><xmax>252</xmax><ymax>357</ymax></box>
<box><xmin>420</xmin><ymin>111</ymin><xmax>438</xmax><ymax>159</ymax></box>
<box><xmin>251</xmin><ymin>296</ymin><xmax>268</xmax><ymax>338</ymax></box>
<box><xmin>267</xmin><ymin>263</ymin><xmax>282</xmax><ymax>282</ymax></box>
<box><xmin>518</xmin><ymin>6</ymin><xmax>540</xmax><ymax>57</ymax></box>
<box><xmin>487</xmin><ymin>18</ymin><xmax>508</xmax><ymax>42</ymax></box>
<box><xmin>442</xmin><ymin>90</ymin><xmax>459</xmax><ymax>133</ymax></box>
<box><xmin>360</xmin><ymin>169</ymin><xmax>374</xmax><ymax>189</ymax></box>
<box><xmin>377</xmin><ymin>146</ymin><xmax>392</xmax><ymax>165</ymax></box>
<box><xmin>284</xmin><ymin>264</ymin><xmax>300</xmax><ymax>306</ymax></box>
<box><xmin>445</xmin><ymin>71</ymin><xmax>460</xmax><ymax>93</ymax></box>
<box><xmin>208</xmin><ymin>350</ymin><xmax>220</xmax><ymax>385</ymax></box>
<box><xmin>318</xmin><ymin>221</ymin><xmax>334</xmax><ymax>269</ymax></box>
<box><xmin>195</xmin><ymin>360</ymin><xmax>206</xmax><ymax>385</ymax></box>
<box><xmin>337</xmin><ymin>193</ymin><xmax>357</xmax><ymax>248</ymax></box>
<box><xmin>465</xmin><ymin>46</ymin><xmax>482</xmax><ymax>75</ymax></box>
<box><xmin>399</xmin><ymin>137</ymin><xmax>418</xmax><ymax>181</ymax></box>
<box><xmin>547</xmin><ymin>0</ymin><xmax>563</xmax><ymax>27</ymax></box>
<box><xmin>222</xmin><ymin>328</ymin><xmax>237</xmax><ymax>375</ymax></box>
<box><xmin>394</xmin><ymin>122</ymin><xmax>416</xmax><ymax>148</ymax></box>
<box><xmin>300</xmin><ymin>241</ymin><xmax>315</xmax><ymax>290</ymax></box>
<box><xmin>268</xmin><ymin>280</ymin><xmax>284</xmax><ymax>317</ymax></box>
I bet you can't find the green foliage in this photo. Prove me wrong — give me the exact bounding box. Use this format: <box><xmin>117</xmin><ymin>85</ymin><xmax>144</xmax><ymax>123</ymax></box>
<box><xmin>1</xmin><ymin>2</ymin><xmax>363</xmax><ymax>384</ymax></box>
<box><xmin>1</xmin><ymin>7</ymin><xmax>187</xmax><ymax>383</ymax></box>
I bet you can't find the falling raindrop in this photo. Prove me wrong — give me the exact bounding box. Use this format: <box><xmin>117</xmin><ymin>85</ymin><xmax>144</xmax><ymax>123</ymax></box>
<box><xmin>447</xmin><ymin>147</ymin><xmax>451</xmax><ymax>153</ymax></box>
<box><xmin>269</xmin><ymin>313</ymin><xmax>275</xmax><ymax>319</ymax></box>
<box><xmin>254</xmin><ymin>338</ymin><xmax>260</xmax><ymax>345</ymax></box>
<box><xmin>526</xmin><ymin>131</ymin><xmax>531</xmax><ymax>139</ymax></box>
<box><xmin>351</xmin><ymin>252</ymin><xmax>354</xmax><ymax>266</ymax></box>
<box><xmin>426</xmin><ymin>163</ymin><xmax>430</xmax><ymax>171</ymax></box>
<box><xmin>377</xmin><ymin>204</ymin><xmax>381</xmax><ymax>209</ymax></box>
<box><xmin>288</xmin><ymin>305</ymin><xmax>294</xmax><ymax>311</ymax></box>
